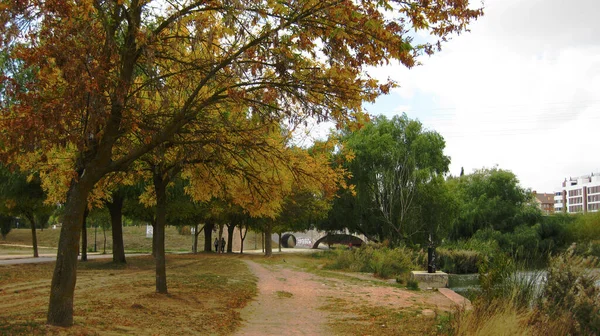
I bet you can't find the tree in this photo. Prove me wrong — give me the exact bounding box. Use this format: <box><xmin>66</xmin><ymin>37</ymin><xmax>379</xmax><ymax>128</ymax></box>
<box><xmin>404</xmin><ymin>176</ymin><xmax>459</xmax><ymax>246</ymax></box>
<box><xmin>321</xmin><ymin>115</ymin><xmax>450</xmax><ymax>245</ymax></box>
<box><xmin>0</xmin><ymin>214</ymin><xmax>13</xmax><ymax>240</ymax></box>
<box><xmin>0</xmin><ymin>165</ymin><xmax>54</xmax><ymax>257</ymax></box>
<box><xmin>274</xmin><ymin>188</ymin><xmax>331</xmax><ymax>251</ymax></box>
<box><xmin>447</xmin><ymin>167</ymin><xmax>539</xmax><ymax>240</ymax></box>
<box><xmin>1</xmin><ymin>0</ymin><xmax>482</xmax><ymax>327</ymax></box>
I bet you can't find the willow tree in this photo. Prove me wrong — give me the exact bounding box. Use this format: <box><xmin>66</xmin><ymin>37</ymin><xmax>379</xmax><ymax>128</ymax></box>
<box><xmin>0</xmin><ymin>0</ymin><xmax>482</xmax><ymax>327</ymax></box>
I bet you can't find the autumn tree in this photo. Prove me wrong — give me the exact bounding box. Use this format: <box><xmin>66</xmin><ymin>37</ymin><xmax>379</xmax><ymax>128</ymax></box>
<box><xmin>0</xmin><ymin>0</ymin><xmax>482</xmax><ymax>326</ymax></box>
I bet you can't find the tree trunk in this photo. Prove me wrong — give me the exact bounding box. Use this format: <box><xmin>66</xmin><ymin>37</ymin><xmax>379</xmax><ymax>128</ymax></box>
<box><xmin>47</xmin><ymin>179</ymin><xmax>93</xmax><ymax>326</ymax></box>
<box><xmin>226</xmin><ymin>223</ymin><xmax>235</xmax><ymax>253</ymax></box>
<box><xmin>203</xmin><ymin>221</ymin><xmax>214</xmax><ymax>252</ymax></box>
<box><xmin>239</xmin><ymin>224</ymin><xmax>248</xmax><ymax>254</ymax></box>
<box><xmin>217</xmin><ymin>224</ymin><xmax>224</xmax><ymax>253</ymax></box>
<box><xmin>153</xmin><ymin>170</ymin><xmax>168</xmax><ymax>294</ymax></box>
<box><xmin>106</xmin><ymin>195</ymin><xmax>126</xmax><ymax>263</ymax></box>
<box><xmin>278</xmin><ymin>232</ymin><xmax>282</xmax><ymax>252</ymax></box>
<box><xmin>81</xmin><ymin>207</ymin><xmax>89</xmax><ymax>262</ymax></box>
<box><xmin>192</xmin><ymin>224</ymin><xmax>198</xmax><ymax>253</ymax></box>
<box><xmin>103</xmin><ymin>224</ymin><xmax>107</xmax><ymax>254</ymax></box>
<box><xmin>264</xmin><ymin>223</ymin><xmax>273</xmax><ymax>257</ymax></box>
<box><xmin>27</xmin><ymin>213</ymin><xmax>39</xmax><ymax>258</ymax></box>
<box><xmin>151</xmin><ymin>219</ymin><xmax>157</xmax><ymax>258</ymax></box>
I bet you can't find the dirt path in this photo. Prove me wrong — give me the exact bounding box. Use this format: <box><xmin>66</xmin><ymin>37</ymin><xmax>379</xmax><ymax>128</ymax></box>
<box><xmin>235</xmin><ymin>260</ymin><xmax>331</xmax><ymax>335</ymax></box>
<box><xmin>236</xmin><ymin>260</ymin><xmax>460</xmax><ymax>335</ymax></box>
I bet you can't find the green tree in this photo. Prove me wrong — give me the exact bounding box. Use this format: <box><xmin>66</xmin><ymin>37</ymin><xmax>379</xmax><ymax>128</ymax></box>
<box><xmin>321</xmin><ymin>114</ymin><xmax>450</xmax><ymax>245</ymax></box>
<box><xmin>274</xmin><ymin>188</ymin><xmax>331</xmax><ymax>251</ymax></box>
<box><xmin>0</xmin><ymin>214</ymin><xmax>13</xmax><ymax>240</ymax></box>
<box><xmin>0</xmin><ymin>165</ymin><xmax>54</xmax><ymax>257</ymax></box>
<box><xmin>405</xmin><ymin>176</ymin><xmax>459</xmax><ymax>246</ymax></box>
<box><xmin>447</xmin><ymin>167</ymin><xmax>540</xmax><ymax>240</ymax></box>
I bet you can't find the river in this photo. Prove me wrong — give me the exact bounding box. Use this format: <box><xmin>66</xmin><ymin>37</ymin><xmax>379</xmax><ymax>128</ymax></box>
<box><xmin>448</xmin><ymin>269</ymin><xmax>600</xmax><ymax>300</ymax></box>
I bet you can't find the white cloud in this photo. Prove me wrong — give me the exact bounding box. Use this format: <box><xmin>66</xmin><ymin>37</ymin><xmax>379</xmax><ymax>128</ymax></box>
<box><xmin>367</xmin><ymin>0</ymin><xmax>600</xmax><ymax>192</ymax></box>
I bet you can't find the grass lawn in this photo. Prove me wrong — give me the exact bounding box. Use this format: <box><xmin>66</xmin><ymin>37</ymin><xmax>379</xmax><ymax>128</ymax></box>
<box><xmin>0</xmin><ymin>254</ymin><xmax>256</xmax><ymax>335</ymax></box>
<box><xmin>1</xmin><ymin>226</ymin><xmax>267</xmax><ymax>256</ymax></box>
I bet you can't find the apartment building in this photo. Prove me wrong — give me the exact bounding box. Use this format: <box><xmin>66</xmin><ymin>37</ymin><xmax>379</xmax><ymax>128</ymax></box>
<box><xmin>554</xmin><ymin>173</ymin><xmax>600</xmax><ymax>214</ymax></box>
<box><xmin>533</xmin><ymin>192</ymin><xmax>554</xmax><ymax>215</ymax></box>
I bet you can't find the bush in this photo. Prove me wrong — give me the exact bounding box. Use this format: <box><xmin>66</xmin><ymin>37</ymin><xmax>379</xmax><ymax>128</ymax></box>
<box><xmin>323</xmin><ymin>244</ymin><xmax>415</xmax><ymax>279</ymax></box>
<box><xmin>406</xmin><ymin>279</ymin><xmax>419</xmax><ymax>291</ymax></box>
<box><xmin>532</xmin><ymin>247</ymin><xmax>600</xmax><ymax>335</ymax></box>
<box><xmin>451</xmin><ymin>247</ymin><xmax>600</xmax><ymax>336</ymax></box>
<box><xmin>436</xmin><ymin>248</ymin><xmax>481</xmax><ymax>274</ymax></box>
<box><xmin>368</xmin><ymin>247</ymin><xmax>414</xmax><ymax>278</ymax></box>
<box><xmin>566</xmin><ymin>212</ymin><xmax>600</xmax><ymax>243</ymax></box>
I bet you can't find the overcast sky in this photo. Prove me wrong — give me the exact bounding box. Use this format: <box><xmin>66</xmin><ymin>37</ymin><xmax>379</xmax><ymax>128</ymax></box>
<box><xmin>363</xmin><ymin>0</ymin><xmax>600</xmax><ymax>193</ymax></box>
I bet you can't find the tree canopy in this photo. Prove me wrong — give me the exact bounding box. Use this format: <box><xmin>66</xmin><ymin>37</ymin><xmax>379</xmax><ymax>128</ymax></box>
<box><xmin>0</xmin><ymin>0</ymin><xmax>483</xmax><ymax>327</ymax></box>
<box><xmin>318</xmin><ymin>114</ymin><xmax>451</xmax><ymax>245</ymax></box>
<box><xmin>447</xmin><ymin>167</ymin><xmax>540</xmax><ymax>240</ymax></box>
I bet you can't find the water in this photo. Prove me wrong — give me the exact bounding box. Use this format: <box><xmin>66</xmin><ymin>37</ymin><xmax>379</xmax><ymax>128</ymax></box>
<box><xmin>448</xmin><ymin>269</ymin><xmax>600</xmax><ymax>299</ymax></box>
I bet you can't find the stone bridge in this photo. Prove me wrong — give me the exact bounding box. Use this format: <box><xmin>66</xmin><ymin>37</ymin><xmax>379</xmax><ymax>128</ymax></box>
<box><xmin>272</xmin><ymin>230</ymin><xmax>367</xmax><ymax>249</ymax></box>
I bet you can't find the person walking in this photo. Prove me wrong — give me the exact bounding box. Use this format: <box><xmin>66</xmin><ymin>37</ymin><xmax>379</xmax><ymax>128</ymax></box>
<box><xmin>214</xmin><ymin>238</ymin><xmax>219</xmax><ymax>253</ymax></box>
<box><xmin>221</xmin><ymin>237</ymin><xmax>226</xmax><ymax>253</ymax></box>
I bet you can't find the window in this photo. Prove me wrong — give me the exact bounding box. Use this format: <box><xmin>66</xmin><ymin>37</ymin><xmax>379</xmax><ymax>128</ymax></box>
<box><xmin>588</xmin><ymin>186</ymin><xmax>600</xmax><ymax>194</ymax></box>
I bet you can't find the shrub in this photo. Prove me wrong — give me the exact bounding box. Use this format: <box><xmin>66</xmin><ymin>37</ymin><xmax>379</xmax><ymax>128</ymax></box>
<box><xmin>566</xmin><ymin>212</ymin><xmax>600</xmax><ymax>243</ymax></box>
<box><xmin>323</xmin><ymin>244</ymin><xmax>415</xmax><ymax>279</ymax></box>
<box><xmin>532</xmin><ymin>247</ymin><xmax>600</xmax><ymax>335</ymax></box>
<box><xmin>436</xmin><ymin>248</ymin><xmax>481</xmax><ymax>274</ymax></box>
<box><xmin>406</xmin><ymin>279</ymin><xmax>419</xmax><ymax>291</ymax></box>
<box><xmin>368</xmin><ymin>247</ymin><xmax>413</xmax><ymax>278</ymax></box>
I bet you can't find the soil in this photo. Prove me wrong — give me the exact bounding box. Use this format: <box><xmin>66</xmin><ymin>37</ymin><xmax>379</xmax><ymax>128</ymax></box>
<box><xmin>235</xmin><ymin>260</ymin><xmax>459</xmax><ymax>335</ymax></box>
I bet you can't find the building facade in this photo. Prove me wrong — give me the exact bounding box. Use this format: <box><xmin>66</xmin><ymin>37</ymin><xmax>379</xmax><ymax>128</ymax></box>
<box><xmin>554</xmin><ymin>174</ymin><xmax>600</xmax><ymax>214</ymax></box>
<box><xmin>533</xmin><ymin>192</ymin><xmax>555</xmax><ymax>215</ymax></box>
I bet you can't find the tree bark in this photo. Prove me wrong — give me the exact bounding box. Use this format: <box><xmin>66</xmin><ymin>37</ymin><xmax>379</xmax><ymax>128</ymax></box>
<box><xmin>26</xmin><ymin>213</ymin><xmax>39</xmax><ymax>258</ymax></box>
<box><xmin>239</xmin><ymin>224</ymin><xmax>248</xmax><ymax>254</ymax></box>
<box><xmin>103</xmin><ymin>224</ymin><xmax>106</xmax><ymax>254</ymax></box>
<box><xmin>153</xmin><ymin>169</ymin><xmax>168</xmax><ymax>294</ymax></box>
<box><xmin>47</xmin><ymin>179</ymin><xmax>93</xmax><ymax>326</ymax></box>
<box><xmin>192</xmin><ymin>224</ymin><xmax>198</xmax><ymax>253</ymax></box>
<box><xmin>264</xmin><ymin>223</ymin><xmax>272</xmax><ymax>257</ymax></box>
<box><xmin>203</xmin><ymin>221</ymin><xmax>214</xmax><ymax>252</ymax></box>
<box><xmin>151</xmin><ymin>219</ymin><xmax>157</xmax><ymax>258</ymax></box>
<box><xmin>226</xmin><ymin>223</ymin><xmax>235</xmax><ymax>253</ymax></box>
<box><xmin>278</xmin><ymin>232</ymin><xmax>282</xmax><ymax>252</ymax></box>
<box><xmin>81</xmin><ymin>207</ymin><xmax>89</xmax><ymax>262</ymax></box>
<box><xmin>106</xmin><ymin>195</ymin><xmax>126</xmax><ymax>263</ymax></box>
<box><xmin>217</xmin><ymin>224</ymin><xmax>224</xmax><ymax>253</ymax></box>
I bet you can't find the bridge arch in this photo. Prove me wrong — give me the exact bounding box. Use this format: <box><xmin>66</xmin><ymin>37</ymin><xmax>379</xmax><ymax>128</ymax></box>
<box><xmin>312</xmin><ymin>234</ymin><xmax>364</xmax><ymax>249</ymax></box>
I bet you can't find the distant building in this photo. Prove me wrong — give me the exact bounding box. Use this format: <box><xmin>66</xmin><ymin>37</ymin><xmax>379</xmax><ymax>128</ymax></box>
<box><xmin>533</xmin><ymin>191</ymin><xmax>554</xmax><ymax>215</ymax></box>
<box><xmin>554</xmin><ymin>173</ymin><xmax>600</xmax><ymax>214</ymax></box>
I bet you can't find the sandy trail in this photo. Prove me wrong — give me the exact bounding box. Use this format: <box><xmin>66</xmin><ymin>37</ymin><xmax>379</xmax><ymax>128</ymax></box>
<box><xmin>235</xmin><ymin>260</ymin><xmax>330</xmax><ymax>335</ymax></box>
<box><xmin>236</xmin><ymin>260</ymin><xmax>459</xmax><ymax>335</ymax></box>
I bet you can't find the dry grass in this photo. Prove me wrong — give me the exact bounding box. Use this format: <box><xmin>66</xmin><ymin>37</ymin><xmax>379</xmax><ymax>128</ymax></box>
<box><xmin>321</xmin><ymin>297</ymin><xmax>449</xmax><ymax>335</ymax></box>
<box><xmin>450</xmin><ymin>302</ymin><xmax>534</xmax><ymax>336</ymax></box>
<box><xmin>1</xmin><ymin>226</ymin><xmax>267</xmax><ymax>256</ymax></box>
<box><xmin>0</xmin><ymin>254</ymin><xmax>256</xmax><ymax>335</ymax></box>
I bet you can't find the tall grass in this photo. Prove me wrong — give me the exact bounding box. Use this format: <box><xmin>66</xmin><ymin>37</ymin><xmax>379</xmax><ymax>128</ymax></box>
<box><xmin>449</xmin><ymin>247</ymin><xmax>600</xmax><ymax>335</ymax></box>
<box><xmin>322</xmin><ymin>244</ymin><xmax>415</xmax><ymax>279</ymax></box>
